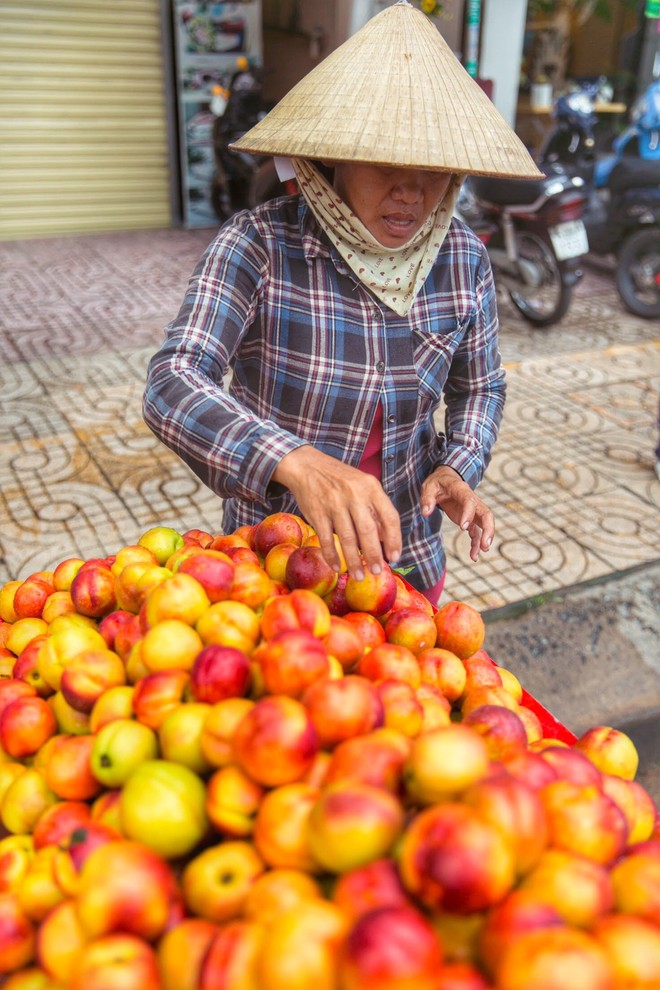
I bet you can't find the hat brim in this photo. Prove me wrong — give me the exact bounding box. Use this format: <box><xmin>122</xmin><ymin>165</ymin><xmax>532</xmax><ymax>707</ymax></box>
<box><xmin>231</xmin><ymin>1</ymin><xmax>542</xmax><ymax>179</ymax></box>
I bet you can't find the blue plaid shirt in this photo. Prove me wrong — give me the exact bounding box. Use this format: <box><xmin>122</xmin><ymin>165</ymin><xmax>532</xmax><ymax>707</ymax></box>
<box><xmin>143</xmin><ymin>195</ymin><xmax>506</xmax><ymax>587</ymax></box>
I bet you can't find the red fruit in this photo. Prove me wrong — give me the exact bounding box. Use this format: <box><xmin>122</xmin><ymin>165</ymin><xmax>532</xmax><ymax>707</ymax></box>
<box><xmin>189</xmin><ymin>645</ymin><xmax>251</xmax><ymax>703</ymax></box>
<box><xmin>340</xmin><ymin>904</ymin><xmax>443</xmax><ymax>990</ymax></box>
<box><xmin>32</xmin><ymin>801</ymin><xmax>92</xmax><ymax>850</ymax></box>
<box><xmin>433</xmin><ymin>601</ymin><xmax>485</xmax><ymax>659</ymax></box>
<box><xmin>98</xmin><ymin>610</ymin><xmax>135</xmax><ymax>650</ymax></box>
<box><xmin>252</xmin><ymin>513</ymin><xmax>304</xmax><ymax>558</ymax></box>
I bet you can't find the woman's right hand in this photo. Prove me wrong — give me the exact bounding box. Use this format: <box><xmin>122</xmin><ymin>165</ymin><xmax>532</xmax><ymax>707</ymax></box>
<box><xmin>272</xmin><ymin>445</ymin><xmax>402</xmax><ymax>581</ymax></box>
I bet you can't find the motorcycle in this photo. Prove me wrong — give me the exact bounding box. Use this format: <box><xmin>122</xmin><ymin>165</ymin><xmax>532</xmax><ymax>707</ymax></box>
<box><xmin>536</xmin><ymin>77</ymin><xmax>610</xmax><ymax>184</ymax></box>
<box><xmin>209</xmin><ymin>58</ymin><xmax>296</xmax><ymax>222</ymax></box>
<box><xmin>454</xmin><ymin>164</ymin><xmax>589</xmax><ymax>327</ymax></box>
<box><xmin>539</xmin><ymin>78</ymin><xmax>660</xmax><ymax>187</ymax></box>
<box><xmin>595</xmin><ymin>79</ymin><xmax>660</xmax><ymax>186</ymax></box>
<box><xmin>538</xmin><ymin>80</ymin><xmax>660</xmax><ymax>319</ymax></box>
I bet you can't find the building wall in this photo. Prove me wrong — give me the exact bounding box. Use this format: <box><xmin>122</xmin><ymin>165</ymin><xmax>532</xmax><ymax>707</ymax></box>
<box><xmin>570</xmin><ymin>5</ymin><xmax>639</xmax><ymax>87</ymax></box>
<box><xmin>263</xmin><ymin>0</ymin><xmax>468</xmax><ymax>106</ymax></box>
<box><xmin>480</xmin><ymin>0</ymin><xmax>528</xmax><ymax>125</ymax></box>
<box><xmin>262</xmin><ymin>0</ymin><xmax>352</xmax><ymax>104</ymax></box>
<box><xmin>351</xmin><ymin>0</ymin><xmax>466</xmax><ymax>52</ymax></box>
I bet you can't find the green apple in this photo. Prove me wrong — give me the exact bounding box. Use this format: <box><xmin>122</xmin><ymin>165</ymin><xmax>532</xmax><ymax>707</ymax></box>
<box><xmin>137</xmin><ymin>527</ymin><xmax>185</xmax><ymax>566</ymax></box>
<box><xmin>158</xmin><ymin>702</ymin><xmax>213</xmax><ymax>776</ymax></box>
<box><xmin>119</xmin><ymin>759</ymin><xmax>209</xmax><ymax>859</ymax></box>
<box><xmin>90</xmin><ymin>719</ymin><xmax>159</xmax><ymax>789</ymax></box>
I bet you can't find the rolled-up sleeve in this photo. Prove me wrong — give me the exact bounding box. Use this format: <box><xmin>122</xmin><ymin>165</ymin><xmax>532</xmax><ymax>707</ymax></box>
<box><xmin>142</xmin><ymin>221</ymin><xmax>305</xmax><ymax>504</ymax></box>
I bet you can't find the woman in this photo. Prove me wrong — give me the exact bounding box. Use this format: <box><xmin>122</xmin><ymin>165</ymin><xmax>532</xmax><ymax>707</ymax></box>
<box><xmin>143</xmin><ymin>1</ymin><xmax>540</xmax><ymax>604</ymax></box>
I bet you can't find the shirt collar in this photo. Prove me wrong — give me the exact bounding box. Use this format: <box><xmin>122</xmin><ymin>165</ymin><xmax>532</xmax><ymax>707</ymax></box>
<box><xmin>298</xmin><ymin>197</ymin><xmax>352</xmax><ymax>276</ymax></box>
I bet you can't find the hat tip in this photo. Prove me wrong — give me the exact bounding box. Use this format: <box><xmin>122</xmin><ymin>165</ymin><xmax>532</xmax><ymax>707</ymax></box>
<box><xmin>230</xmin><ymin>0</ymin><xmax>540</xmax><ymax>179</ymax></box>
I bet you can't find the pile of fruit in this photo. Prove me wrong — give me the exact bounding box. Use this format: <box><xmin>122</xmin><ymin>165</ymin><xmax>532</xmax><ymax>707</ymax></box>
<box><xmin>0</xmin><ymin>512</ymin><xmax>658</xmax><ymax>990</ymax></box>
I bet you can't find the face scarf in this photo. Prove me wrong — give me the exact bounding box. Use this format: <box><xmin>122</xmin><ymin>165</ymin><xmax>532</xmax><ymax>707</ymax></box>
<box><xmin>292</xmin><ymin>158</ymin><xmax>463</xmax><ymax>317</ymax></box>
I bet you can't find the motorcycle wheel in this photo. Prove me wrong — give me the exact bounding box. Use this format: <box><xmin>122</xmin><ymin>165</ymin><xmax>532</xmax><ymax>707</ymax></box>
<box><xmin>615</xmin><ymin>229</ymin><xmax>660</xmax><ymax>320</ymax></box>
<box><xmin>506</xmin><ymin>228</ymin><xmax>573</xmax><ymax>328</ymax></box>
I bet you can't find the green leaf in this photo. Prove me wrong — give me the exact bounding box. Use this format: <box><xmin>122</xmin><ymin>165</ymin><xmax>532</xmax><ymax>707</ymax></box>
<box><xmin>392</xmin><ymin>565</ymin><xmax>416</xmax><ymax>577</ymax></box>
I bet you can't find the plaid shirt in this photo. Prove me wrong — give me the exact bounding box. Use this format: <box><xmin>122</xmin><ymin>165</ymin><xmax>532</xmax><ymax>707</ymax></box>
<box><xmin>143</xmin><ymin>195</ymin><xmax>506</xmax><ymax>587</ymax></box>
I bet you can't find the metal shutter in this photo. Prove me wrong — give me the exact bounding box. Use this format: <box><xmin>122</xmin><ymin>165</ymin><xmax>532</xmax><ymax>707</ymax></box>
<box><xmin>0</xmin><ymin>0</ymin><xmax>172</xmax><ymax>239</ymax></box>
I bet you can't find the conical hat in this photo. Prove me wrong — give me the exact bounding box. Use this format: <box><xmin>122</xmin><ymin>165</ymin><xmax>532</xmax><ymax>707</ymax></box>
<box><xmin>231</xmin><ymin>0</ymin><xmax>541</xmax><ymax>178</ymax></box>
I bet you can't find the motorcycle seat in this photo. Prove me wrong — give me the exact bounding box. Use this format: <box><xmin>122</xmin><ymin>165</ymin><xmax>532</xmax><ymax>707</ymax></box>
<box><xmin>608</xmin><ymin>158</ymin><xmax>660</xmax><ymax>194</ymax></box>
<box><xmin>469</xmin><ymin>174</ymin><xmax>549</xmax><ymax>206</ymax></box>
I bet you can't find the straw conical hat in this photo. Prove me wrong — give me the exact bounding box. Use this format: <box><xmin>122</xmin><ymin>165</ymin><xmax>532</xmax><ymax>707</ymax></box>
<box><xmin>231</xmin><ymin>0</ymin><xmax>541</xmax><ymax>178</ymax></box>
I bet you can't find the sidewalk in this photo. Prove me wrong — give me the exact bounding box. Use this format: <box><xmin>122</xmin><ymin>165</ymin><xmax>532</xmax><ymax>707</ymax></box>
<box><xmin>1</xmin><ymin>228</ymin><xmax>658</xmax><ymax>614</ymax></box>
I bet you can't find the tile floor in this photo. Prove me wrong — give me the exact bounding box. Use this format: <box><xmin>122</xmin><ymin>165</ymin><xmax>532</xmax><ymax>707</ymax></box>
<box><xmin>1</xmin><ymin>228</ymin><xmax>658</xmax><ymax>612</ymax></box>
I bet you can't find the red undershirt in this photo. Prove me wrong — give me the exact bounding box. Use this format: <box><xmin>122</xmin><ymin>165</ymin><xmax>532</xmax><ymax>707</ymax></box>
<box><xmin>358</xmin><ymin>404</ymin><xmax>384</xmax><ymax>480</ymax></box>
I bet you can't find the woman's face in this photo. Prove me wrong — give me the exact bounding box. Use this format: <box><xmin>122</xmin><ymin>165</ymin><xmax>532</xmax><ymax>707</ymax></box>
<box><xmin>331</xmin><ymin>163</ymin><xmax>453</xmax><ymax>247</ymax></box>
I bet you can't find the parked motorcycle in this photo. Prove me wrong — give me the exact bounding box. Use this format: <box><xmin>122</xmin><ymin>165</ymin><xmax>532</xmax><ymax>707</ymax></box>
<box><xmin>537</xmin><ymin>78</ymin><xmax>610</xmax><ymax>183</ymax></box>
<box><xmin>594</xmin><ymin>79</ymin><xmax>660</xmax><ymax>186</ymax></box>
<box><xmin>616</xmin><ymin>80</ymin><xmax>660</xmax><ymax>160</ymax></box>
<box><xmin>538</xmin><ymin>80</ymin><xmax>660</xmax><ymax>319</ymax></box>
<box><xmin>539</xmin><ymin>78</ymin><xmax>660</xmax><ymax>186</ymax></box>
<box><xmin>455</xmin><ymin>164</ymin><xmax>588</xmax><ymax>327</ymax></box>
<box><xmin>209</xmin><ymin>58</ymin><xmax>295</xmax><ymax>222</ymax></box>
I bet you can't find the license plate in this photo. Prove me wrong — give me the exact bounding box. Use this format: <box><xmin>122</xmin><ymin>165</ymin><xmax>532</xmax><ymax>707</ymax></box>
<box><xmin>549</xmin><ymin>220</ymin><xmax>589</xmax><ymax>260</ymax></box>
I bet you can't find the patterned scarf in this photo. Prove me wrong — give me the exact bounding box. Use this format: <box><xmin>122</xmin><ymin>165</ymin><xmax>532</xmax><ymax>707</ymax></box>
<box><xmin>293</xmin><ymin>158</ymin><xmax>463</xmax><ymax>316</ymax></box>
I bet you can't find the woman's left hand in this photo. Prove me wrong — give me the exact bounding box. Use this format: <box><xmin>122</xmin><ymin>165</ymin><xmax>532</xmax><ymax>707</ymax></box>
<box><xmin>420</xmin><ymin>465</ymin><xmax>494</xmax><ymax>562</ymax></box>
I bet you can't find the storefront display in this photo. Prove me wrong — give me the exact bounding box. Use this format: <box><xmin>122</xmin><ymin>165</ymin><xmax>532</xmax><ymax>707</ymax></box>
<box><xmin>172</xmin><ymin>0</ymin><xmax>263</xmax><ymax>227</ymax></box>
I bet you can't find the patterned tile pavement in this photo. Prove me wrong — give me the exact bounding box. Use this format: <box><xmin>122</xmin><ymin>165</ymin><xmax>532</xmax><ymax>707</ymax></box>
<box><xmin>1</xmin><ymin>228</ymin><xmax>658</xmax><ymax>612</ymax></box>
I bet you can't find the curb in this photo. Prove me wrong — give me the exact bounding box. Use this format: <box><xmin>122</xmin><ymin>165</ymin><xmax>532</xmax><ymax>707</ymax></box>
<box><xmin>482</xmin><ymin>558</ymin><xmax>660</xmax><ymax>624</ymax></box>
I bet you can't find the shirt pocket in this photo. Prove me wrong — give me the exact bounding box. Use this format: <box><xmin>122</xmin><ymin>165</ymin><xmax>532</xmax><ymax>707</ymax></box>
<box><xmin>412</xmin><ymin>318</ymin><xmax>468</xmax><ymax>405</ymax></box>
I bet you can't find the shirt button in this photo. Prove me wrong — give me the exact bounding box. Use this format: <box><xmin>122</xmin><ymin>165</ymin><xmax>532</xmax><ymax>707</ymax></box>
<box><xmin>387</xmin><ymin>490</ymin><xmax>394</xmax><ymax>497</ymax></box>
<box><xmin>376</xmin><ymin>361</ymin><xmax>385</xmax><ymax>372</ymax></box>
<box><xmin>387</xmin><ymin>414</ymin><xmax>396</xmax><ymax>424</ymax></box>
<box><xmin>385</xmin><ymin>455</ymin><xmax>394</xmax><ymax>464</ymax></box>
